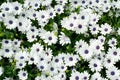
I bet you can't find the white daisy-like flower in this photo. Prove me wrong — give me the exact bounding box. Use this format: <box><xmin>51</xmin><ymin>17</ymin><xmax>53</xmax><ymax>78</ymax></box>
<box><xmin>12</xmin><ymin>39</ymin><xmax>21</xmax><ymax>48</ymax></box>
<box><xmin>36</xmin><ymin>10</ymin><xmax>49</xmax><ymax>22</ymax></box>
<box><xmin>26</xmin><ymin>31</ymin><xmax>37</xmax><ymax>42</ymax></box>
<box><xmin>2</xmin><ymin>47</ymin><xmax>14</xmax><ymax>58</ymax></box>
<box><xmin>89</xmin><ymin>24</ymin><xmax>100</xmax><ymax>35</ymax></box>
<box><xmin>16</xmin><ymin>61</ymin><xmax>26</xmax><ymax>69</ymax></box>
<box><xmin>90</xmin><ymin>72</ymin><xmax>102</xmax><ymax>80</ymax></box>
<box><xmin>47</xmin><ymin>8</ymin><xmax>56</xmax><ymax>19</ymax></box>
<box><xmin>74</xmin><ymin>20</ymin><xmax>88</xmax><ymax>34</ymax></box>
<box><xmin>100</xmin><ymin>23</ymin><xmax>112</xmax><ymax>35</ymax></box>
<box><xmin>3</xmin><ymin>15</ymin><xmax>17</xmax><ymax>29</ymax></box>
<box><xmin>103</xmin><ymin>54</ymin><xmax>115</xmax><ymax>69</ymax></box>
<box><xmin>90</xmin><ymin>40</ymin><xmax>104</xmax><ymax>55</ymax></box>
<box><xmin>54</xmin><ymin>72</ymin><xmax>66</xmax><ymax>80</ymax></box>
<box><xmin>64</xmin><ymin>54</ymin><xmax>79</xmax><ymax>66</ymax></box>
<box><xmin>59</xmin><ymin>32</ymin><xmax>71</xmax><ymax>46</ymax></box>
<box><xmin>43</xmin><ymin>48</ymin><xmax>53</xmax><ymax>61</ymax></box>
<box><xmin>98</xmin><ymin>35</ymin><xmax>106</xmax><ymax>44</ymax></box>
<box><xmin>46</xmin><ymin>64</ymin><xmax>59</xmax><ymax>76</ymax></box>
<box><xmin>57</xmin><ymin>63</ymin><xmax>67</xmax><ymax>72</ymax></box>
<box><xmin>42</xmin><ymin>31</ymin><xmax>57</xmax><ymax>45</ymax></box>
<box><xmin>11</xmin><ymin>1</ymin><xmax>22</xmax><ymax>15</ymax></box>
<box><xmin>29</xmin><ymin>0</ymin><xmax>40</xmax><ymax>9</ymax></box>
<box><xmin>26</xmin><ymin>9</ymin><xmax>38</xmax><ymax>20</ymax></box>
<box><xmin>106</xmin><ymin>66</ymin><xmax>120</xmax><ymax>80</ymax></box>
<box><xmin>108</xmin><ymin>38</ymin><xmax>117</xmax><ymax>47</ymax></box>
<box><xmin>61</xmin><ymin>18</ymin><xmax>77</xmax><ymax>31</ymax></box>
<box><xmin>51</xmin><ymin>56</ymin><xmax>64</xmax><ymax>67</ymax></box>
<box><xmin>75</xmin><ymin>40</ymin><xmax>87</xmax><ymax>53</ymax></box>
<box><xmin>69</xmin><ymin>13</ymin><xmax>79</xmax><ymax>21</ymax></box>
<box><xmin>89</xmin><ymin>58</ymin><xmax>102</xmax><ymax>72</ymax></box>
<box><xmin>0</xmin><ymin>2</ymin><xmax>13</xmax><ymax>13</ymax></box>
<box><xmin>2</xmin><ymin>39</ymin><xmax>12</xmax><ymax>48</ymax></box>
<box><xmin>17</xmin><ymin>17</ymin><xmax>31</xmax><ymax>33</ymax></box>
<box><xmin>56</xmin><ymin>0</ymin><xmax>68</xmax><ymax>6</ymax></box>
<box><xmin>69</xmin><ymin>0</ymin><xmax>81</xmax><ymax>8</ymax></box>
<box><xmin>102</xmin><ymin>3</ymin><xmax>111</xmax><ymax>12</ymax></box>
<box><xmin>54</xmin><ymin>5</ymin><xmax>64</xmax><ymax>14</ymax></box>
<box><xmin>18</xmin><ymin>70</ymin><xmax>28</xmax><ymax>80</ymax></box>
<box><xmin>79</xmin><ymin>9</ymin><xmax>90</xmax><ymax>25</ymax></box>
<box><xmin>0</xmin><ymin>66</ymin><xmax>4</xmax><ymax>76</ymax></box>
<box><xmin>14</xmin><ymin>51</ymin><xmax>29</xmax><ymax>62</ymax></box>
<box><xmin>28</xmin><ymin>52</ymin><xmax>39</xmax><ymax>65</ymax></box>
<box><xmin>37</xmin><ymin>62</ymin><xmax>48</xmax><ymax>71</ymax></box>
<box><xmin>31</xmin><ymin>43</ymin><xmax>43</xmax><ymax>55</ymax></box>
<box><xmin>80</xmin><ymin>71</ymin><xmax>90</xmax><ymax>80</ymax></box>
<box><xmin>70</xmin><ymin>70</ymin><xmax>81</xmax><ymax>80</ymax></box>
<box><xmin>40</xmin><ymin>0</ymin><xmax>52</xmax><ymax>6</ymax></box>
<box><xmin>107</xmin><ymin>47</ymin><xmax>120</xmax><ymax>62</ymax></box>
<box><xmin>79</xmin><ymin>44</ymin><xmax>93</xmax><ymax>60</ymax></box>
<box><xmin>89</xmin><ymin>13</ymin><xmax>100</xmax><ymax>25</ymax></box>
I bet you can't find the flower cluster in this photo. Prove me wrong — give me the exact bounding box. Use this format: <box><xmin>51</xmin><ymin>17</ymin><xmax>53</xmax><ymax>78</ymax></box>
<box><xmin>0</xmin><ymin>0</ymin><xmax>120</xmax><ymax>80</ymax></box>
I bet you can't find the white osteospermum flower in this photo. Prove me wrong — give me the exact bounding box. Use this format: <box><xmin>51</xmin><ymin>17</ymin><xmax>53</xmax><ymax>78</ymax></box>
<box><xmin>14</xmin><ymin>51</ymin><xmax>28</xmax><ymax>62</ymax></box>
<box><xmin>28</xmin><ymin>52</ymin><xmax>39</xmax><ymax>65</ymax></box>
<box><xmin>26</xmin><ymin>31</ymin><xmax>37</xmax><ymax>42</ymax></box>
<box><xmin>107</xmin><ymin>47</ymin><xmax>120</xmax><ymax>62</ymax></box>
<box><xmin>80</xmin><ymin>71</ymin><xmax>90</xmax><ymax>80</ymax></box>
<box><xmin>29</xmin><ymin>0</ymin><xmax>41</xmax><ymax>9</ymax></box>
<box><xmin>90</xmin><ymin>40</ymin><xmax>104</xmax><ymax>55</ymax></box>
<box><xmin>40</xmin><ymin>0</ymin><xmax>52</xmax><ymax>6</ymax></box>
<box><xmin>106</xmin><ymin>67</ymin><xmax>120</xmax><ymax>80</ymax></box>
<box><xmin>47</xmin><ymin>8</ymin><xmax>56</xmax><ymax>19</ymax></box>
<box><xmin>59</xmin><ymin>32</ymin><xmax>71</xmax><ymax>46</ymax></box>
<box><xmin>102</xmin><ymin>3</ymin><xmax>111</xmax><ymax>12</ymax></box>
<box><xmin>103</xmin><ymin>54</ymin><xmax>115</xmax><ymax>69</ymax></box>
<box><xmin>61</xmin><ymin>18</ymin><xmax>77</xmax><ymax>31</ymax></box>
<box><xmin>89</xmin><ymin>24</ymin><xmax>100</xmax><ymax>35</ymax></box>
<box><xmin>64</xmin><ymin>54</ymin><xmax>79</xmax><ymax>66</ymax></box>
<box><xmin>17</xmin><ymin>17</ymin><xmax>31</xmax><ymax>33</ymax></box>
<box><xmin>3</xmin><ymin>15</ymin><xmax>17</xmax><ymax>29</ymax></box>
<box><xmin>16</xmin><ymin>61</ymin><xmax>26</xmax><ymax>69</ymax></box>
<box><xmin>11</xmin><ymin>1</ymin><xmax>22</xmax><ymax>15</ymax></box>
<box><xmin>46</xmin><ymin>64</ymin><xmax>59</xmax><ymax>76</ymax></box>
<box><xmin>0</xmin><ymin>2</ymin><xmax>13</xmax><ymax>13</ymax></box>
<box><xmin>18</xmin><ymin>70</ymin><xmax>28</xmax><ymax>80</ymax></box>
<box><xmin>12</xmin><ymin>39</ymin><xmax>21</xmax><ymax>48</ymax></box>
<box><xmin>70</xmin><ymin>70</ymin><xmax>81</xmax><ymax>80</ymax></box>
<box><xmin>26</xmin><ymin>9</ymin><xmax>38</xmax><ymax>20</ymax></box>
<box><xmin>89</xmin><ymin>13</ymin><xmax>100</xmax><ymax>25</ymax></box>
<box><xmin>75</xmin><ymin>40</ymin><xmax>87</xmax><ymax>53</ymax></box>
<box><xmin>108</xmin><ymin>38</ymin><xmax>117</xmax><ymax>47</ymax></box>
<box><xmin>37</xmin><ymin>62</ymin><xmax>48</xmax><ymax>71</ymax></box>
<box><xmin>56</xmin><ymin>0</ymin><xmax>68</xmax><ymax>6</ymax></box>
<box><xmin>89</xmin><ymin>58</ymin><xmax>102</xmax><ymax>72</ymax></box>
<box><xmin>41</xmin><ymin>31</ymin><xmax>57</xmax><ymax>45</ymax></box>
<box><xmin>2</xmin><ymin>39</ymin><xmax>12</xmax><ymax>48</ymax></box>
<box><xmin>79</xmin><ymin>44</ymin><xmax>93</xmax><ymax>60</ymax></box>
<box><xmin>91</xmin><ymin>72</ymin><xmax>102</xmax><ymax>80</ymax></box>
<box><xmin>74</xmin><ymin>20</ymin><xmax>88</xmax><ymax>34</ymax></box>
<box><xmin>54</xmin><ymin>5</ymin><xmax>64</xmax><ymax>14</ymax></box>
<box><xmin>37</xmin><ymin>10</ymin><xmax>49</xmax><ymax>22</ymax></box>
<box><xmin>31</xmin><ymin>43</ymin><xmax>43</xmax><ymax>55</ymax></box>
<box><xmin>98</xmin><ymin>35</ymin><xmax>106</xmax><ymax>44</ymax></box>
<box><xmin>100</xmin><ymin>23</ymin><xmax>112</xmax><ymax>35</ymax></box>
<box><xmin>2</xmin><ymin>47</ymin><xmax>14</xmax><ymax>58</ymax></box>
<box><xmin>0</xmin><ymin>66</ymin><xmax>4</xmax><ymax>76</ymax></box>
